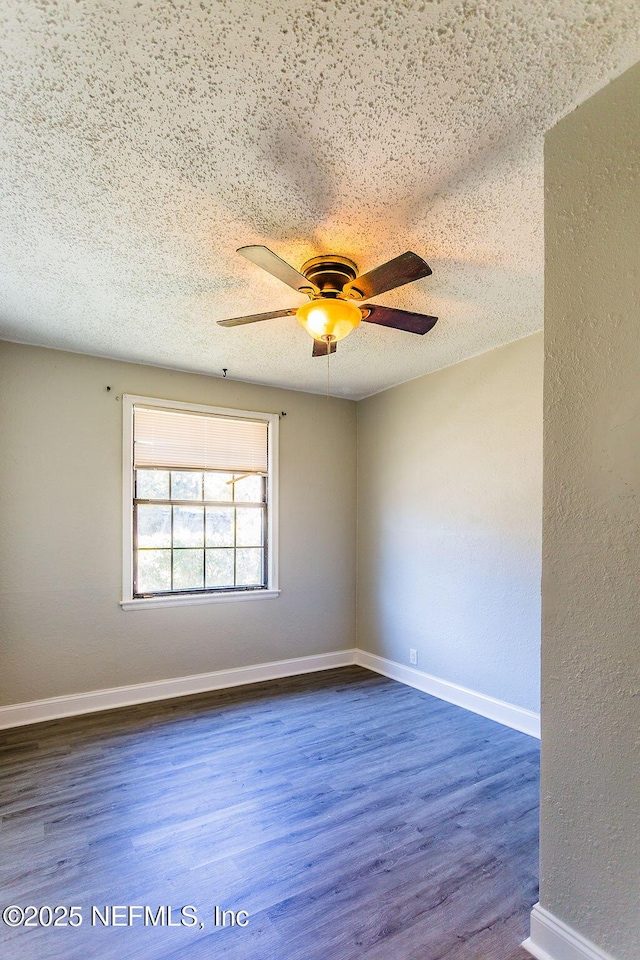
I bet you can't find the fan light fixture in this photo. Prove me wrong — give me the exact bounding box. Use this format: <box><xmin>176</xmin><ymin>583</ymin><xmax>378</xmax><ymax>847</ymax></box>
<box><xmin>217</xmin><ymin>246</ymin><xmax>438</xmax><ymax>357</ymax></box>
<box><xmin>296</xmin><ymin>298</ymin><xmax>362</xmax><ymax>343</ymax></box>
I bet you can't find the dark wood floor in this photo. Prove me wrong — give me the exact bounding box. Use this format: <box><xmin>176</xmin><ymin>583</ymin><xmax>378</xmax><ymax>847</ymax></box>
<box><xmin>0</xmin><ymin>667</ymin><xmax>539</xmax><ymax>960</ymax></box>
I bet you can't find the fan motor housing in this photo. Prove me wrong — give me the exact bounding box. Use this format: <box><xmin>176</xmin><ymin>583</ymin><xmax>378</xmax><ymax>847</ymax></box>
<box><xmin>301</xmin><ymin>255</ymin><xmax>358</xmax><ymax>296</ymax></box>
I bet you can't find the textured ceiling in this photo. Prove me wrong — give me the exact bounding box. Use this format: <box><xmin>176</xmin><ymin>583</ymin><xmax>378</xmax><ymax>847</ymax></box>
<box><xmin>0</xmin><ymin>1</ymin><xmax>639</xmax><ymax>399</ymax></box>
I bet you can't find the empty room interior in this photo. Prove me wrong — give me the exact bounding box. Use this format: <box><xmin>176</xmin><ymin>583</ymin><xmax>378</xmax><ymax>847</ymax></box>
<box><xmin>0</xmin><ymin>3</ymin><xmax>638</xmax><ymax>960</ymax></box>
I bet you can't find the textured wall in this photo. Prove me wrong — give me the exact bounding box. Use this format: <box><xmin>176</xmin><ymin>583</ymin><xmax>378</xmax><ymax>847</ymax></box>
<box><xmin>0</xmin><ymin>342</ymin><xmax>356</xmax><ymax>706</ymax></box>
<box><xmin>357</xmin><ymin>334</ymin><xmax>543</xmax><ymax>712</ymax></box>
<box><xmin>541</xmin><ymin>62</ymin><xmax>640</xmax><ymax>959</ymax></box>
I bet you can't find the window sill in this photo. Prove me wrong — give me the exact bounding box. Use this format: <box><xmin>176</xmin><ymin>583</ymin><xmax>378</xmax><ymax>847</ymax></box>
<box><xmin>120</xmin><ymin>590</ymin><xmax>280</xmax><ymax>611</ymax></box>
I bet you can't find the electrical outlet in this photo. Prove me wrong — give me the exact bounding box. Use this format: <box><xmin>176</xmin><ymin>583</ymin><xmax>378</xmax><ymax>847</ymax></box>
<box><xmin>410</xmin><ymin>648</ymin><xmax>418</xmax><ymax>666</ymax></box>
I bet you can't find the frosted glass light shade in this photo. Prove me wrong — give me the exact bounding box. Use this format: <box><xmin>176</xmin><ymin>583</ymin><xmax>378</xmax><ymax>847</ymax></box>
<box><xmin>296</xmin><ymin>298</ymin><xmax>362</xmax><ymax>342</ymax></box>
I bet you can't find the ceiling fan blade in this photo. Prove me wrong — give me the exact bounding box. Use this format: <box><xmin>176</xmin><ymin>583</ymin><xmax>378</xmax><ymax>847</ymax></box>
<box><xmin>312</xmin><ymin>338</ymin><xmax>337</xmax><ymax>358</ymax></box>
<box><xmin>238</xmin><ymin>245</ymin><xmax>320</xmax><ymax>295</ymax></box>
<box><xmin>217</xmin><ymin>307</ymin><xmax>297</xmax><ymax>327</ymax></box>
<box><xmin>363</xmin><ymin>304</ymin><xmax>438</xmax><ymax>335</ymax></box>
<box><xmin>344</xmin><ymin>251</ymin><xmax>432</xmax><ymax>301</ymax></box>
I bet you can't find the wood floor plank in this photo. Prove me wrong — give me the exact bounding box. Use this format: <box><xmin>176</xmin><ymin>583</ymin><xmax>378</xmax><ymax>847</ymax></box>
<box><xmin>0</xmin><ymin>666</ymin><xmax>539</xmax><ymax>959</ymax></box>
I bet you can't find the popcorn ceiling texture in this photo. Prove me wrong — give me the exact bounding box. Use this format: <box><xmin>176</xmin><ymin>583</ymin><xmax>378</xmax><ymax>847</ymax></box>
<box><xmin>0</xmin><ymin>0</ymin><xmax>638</xmax><ymax>398</ymax></box>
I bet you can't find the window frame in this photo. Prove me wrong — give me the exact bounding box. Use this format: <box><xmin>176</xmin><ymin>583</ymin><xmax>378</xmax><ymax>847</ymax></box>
<box><xmin>121</xmin><ymin>394</ymin><xmax>280</xmax><ymax>610</ymax></box>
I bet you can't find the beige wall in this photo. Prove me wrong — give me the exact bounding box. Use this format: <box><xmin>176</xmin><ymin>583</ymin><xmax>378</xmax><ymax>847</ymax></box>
<box><xmin>542</xmin><ymin>62</ymin><xmax>640</xmax><ymax>958</ymax></box>
<box><xmin>1</xmin><ymin>334</ymin><xmax>544</xmax><ymax>713</ymax></box>
<box><xmin>0</xmin><ymin>341</ymin><xmax>357</xmax><ymax>705</ymax></box>
<box><xmin>357</xmin><ymin>334</ymin><xmax>543</xmax><ymax>712</ymax></box>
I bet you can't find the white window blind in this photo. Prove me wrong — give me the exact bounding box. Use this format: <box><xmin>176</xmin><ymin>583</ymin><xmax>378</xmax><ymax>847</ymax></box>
<box><xmin>133</xmin><ymin>405</ymin><xmax>268</xmax><ymax>473</ymax></box>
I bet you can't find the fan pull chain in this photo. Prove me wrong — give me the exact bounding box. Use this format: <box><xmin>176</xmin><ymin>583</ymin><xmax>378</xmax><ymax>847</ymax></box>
<box><xmin>326</xmin><ymin>345</ymin><xmax>331</xmax><ymax>403</ymax></box>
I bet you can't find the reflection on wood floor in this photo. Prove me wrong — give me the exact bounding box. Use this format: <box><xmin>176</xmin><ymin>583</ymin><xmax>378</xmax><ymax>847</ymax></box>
<box><xmin>0</xmin><ymin>666</ymin><xmax>539</xmax><ymax>959</ymax></box>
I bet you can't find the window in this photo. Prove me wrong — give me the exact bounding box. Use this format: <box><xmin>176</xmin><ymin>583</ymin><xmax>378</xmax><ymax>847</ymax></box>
<box><xmin>121</xmin><ymin>395</ymin><xmax>279</xmax><ymax>609</ymax></box>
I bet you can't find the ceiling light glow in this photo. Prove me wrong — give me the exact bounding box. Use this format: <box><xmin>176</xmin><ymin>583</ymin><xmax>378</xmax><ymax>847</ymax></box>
<box><xmin>296</xmin><ymin>298</ymin><xmax>362</xmax><ymax>343</ymax></box>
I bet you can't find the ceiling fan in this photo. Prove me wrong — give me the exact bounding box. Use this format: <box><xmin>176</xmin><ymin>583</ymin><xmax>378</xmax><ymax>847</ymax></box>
<box><xmin>217</xmin><ymin>246</ymin><xmax>438</xmax><ymax>357</ymax></box>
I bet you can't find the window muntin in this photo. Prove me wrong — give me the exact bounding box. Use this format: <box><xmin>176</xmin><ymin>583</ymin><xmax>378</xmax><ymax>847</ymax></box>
<box><xmin>122</xmin><ymin>396</ymin><xmax>278</xmax><ymax>606</ymax></box>
<box><xmin>133</xmin><ymin>468</ymin><xmax>267</xmax><ymax>596</ymax></box>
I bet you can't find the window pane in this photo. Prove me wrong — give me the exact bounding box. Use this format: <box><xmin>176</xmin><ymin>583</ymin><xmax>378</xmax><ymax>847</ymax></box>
<box><xmin>204</xmin><ymin>472</ymin><xmax>233</xmax><ymax>502</ymax></box>
<box><xmin>236</xmin><ymin>548</ymin><xmax>263</xmax><ymax>585</ymax></box>
<box><xmin>137</xmin><ymin>505</ymin><xmax>171</xmax><ymax>548</ymax></box>
<box><xmin>136</xmin><ymin>469</ymin><xmax>170</xmax><ymax>500</ymax></box>
<box><xmin>171</xmin><ymin>471</ymin><xmax>202</xmax><ymax>500</ymax></box>
<box><xmin>129</xmin><ymin>399</ymin><xmax>275</xmax><ymax>602</ymax></box>
<box><xmin>236</xmin><ymin>508</ymin><xmax>263</xmax><ymax>547</ymax></box>
<box><xmin>137</xmin><ymin>550</ymin><xmax>171</xmax><ymax>593</ymax></box>
<box><xmin>173</xmin><ymin>549</ymin><xmax>204</xmax><ymax>590</ymax></box>
<box><xmin>205</xmin><ymin>549</ymin><xmax>235</xmax><ymax>588</ymax></box>
<box><xmin>233</xmin><ymin>474</ymin><xmax>264</xmax><ymax>503</ymax></box>
<box><xmin>205</xmin><ymin>507</ymin><xmax>234</xmax><ymax>547</ymax></box>
<box><xmin>173</xmin><ymin>505</ymin><xmax>204</xmax><ymax>547</ymax></box>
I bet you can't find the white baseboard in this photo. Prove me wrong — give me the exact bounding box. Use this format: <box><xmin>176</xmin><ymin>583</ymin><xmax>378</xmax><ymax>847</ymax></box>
<box><xmin>523</xmin><ymin>904</ymin><xmax>618</xmax><ymax>960</ymax></box>
<box><xmin>0</xmin><ymin>649</ymin><xmax>357</xmax><ymax>730</ymax></box>
<box><xmin>0</xmin><ymin>648</ymin><xmax>539</xmax><ymax>738</ymax></box>
<box><xmin>354</xmin><ymin>649</ymin><xmax>540</xmax><ymax>738</ymax></box>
